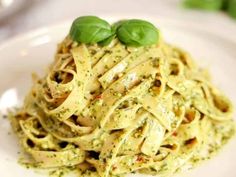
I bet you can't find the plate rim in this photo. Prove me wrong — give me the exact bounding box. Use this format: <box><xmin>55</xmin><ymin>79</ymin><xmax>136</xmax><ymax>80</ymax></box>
<box><xmin>0</xmin><ymin>14</ymin><xmax>236</xmax><ymax>50</ymax></box>
<box><xmin>1</xmin><ymin>14</ymin><xmax>236</xmax><ymax>177</ymax></box>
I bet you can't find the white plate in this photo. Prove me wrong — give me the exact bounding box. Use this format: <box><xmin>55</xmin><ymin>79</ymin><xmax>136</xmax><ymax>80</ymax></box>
<box><xmin>0</xmin><ymin>16</ymin><xmax>236</xmax><ymax>177</ymax></box>
<box><xmin>0</xmin><ymin>0</ymin><xmax>28</xmax><ymax>21</ymax></box>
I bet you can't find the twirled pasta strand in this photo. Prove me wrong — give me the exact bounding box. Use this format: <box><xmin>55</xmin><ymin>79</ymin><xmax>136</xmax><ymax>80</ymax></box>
<box><xmin>9</xmin><ymin>36</ymin><xmax>235</xmax><ymax>177</ymax></box>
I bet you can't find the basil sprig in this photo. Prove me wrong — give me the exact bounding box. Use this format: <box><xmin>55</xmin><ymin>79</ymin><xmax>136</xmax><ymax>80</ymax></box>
<box><xmin>227</xmin><ymin>0</ymin><xmax>236</xmax><ymax>19</ymax></box>
<box><xmin>98</xmin><ymin>20</ymin><xmax>127</xmax><ymax>46</ymax></box>
<box><xmin>69</xmin><ymin>16</ymin><xmax>159</xmax><ymax>46</ymax></box>
<box><xmin>117</xmin><ymin>19</ymin><xmax>159</xmax><ymax>46</ymax></box>
<box><xmin>98</xmin><ymin>25</ymin><xmax>117</xmax><ymax>46</ymax></box>
<box><xmin>183</xmin><ymin>0</ymin><xmax>223</xmax><ymax>11</ymax></box>
<box><xmin>70</xmin><ymin>16</ymin><xmax>112</xmax><ymax>44</ymax></box>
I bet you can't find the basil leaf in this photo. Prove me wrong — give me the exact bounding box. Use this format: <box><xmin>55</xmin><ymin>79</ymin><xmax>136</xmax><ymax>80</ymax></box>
<box><xmin>117</xmin><ymin>19</ymin><xmax>159</xmax><ymax>47</ymax></box>
<box><xmin>98</xmin><ymin>20</ymin><xmax>126</xmax><ymax>46</ymax></box>
<box><xmin>227</xmin><ymin>0</ymin><xmax>236</xmax><ymax>19</ymax></box>
<box><xmin>222</xmin><ymin>0</ymin><xmax>230</xmax><ymax>10</ymax></box>
<box><xmin>70</xmin><ymin>16</ymin><xmax>112</xmax><ymax>44</ymax></box>
<box><xmin>98</xmin><ymin>34</ymin><xmax>116</xmax><ymax>46</ymax></box>
<box><xmin>112</xmin><ymin>20</ymin><xmax>127</xmax><ymax>32</ymax></box>
<box><xmin>183</xmin><ymin>0</ymin><xmax>223</xmax><ymax>11</ymax></box>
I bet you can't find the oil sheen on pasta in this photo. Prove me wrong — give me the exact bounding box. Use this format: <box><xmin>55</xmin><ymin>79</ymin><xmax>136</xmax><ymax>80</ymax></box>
<box><xmin>9</xmin><ymin>36</ymin><xmax>235</xmax><ymax>177</ymax></box>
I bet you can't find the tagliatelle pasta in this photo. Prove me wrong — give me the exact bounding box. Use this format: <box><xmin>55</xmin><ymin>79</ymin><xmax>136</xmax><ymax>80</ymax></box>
<box><xmin>9</xmin><ymin>35</ymin><xmax>235</xmax><ymax>177</ymax></box>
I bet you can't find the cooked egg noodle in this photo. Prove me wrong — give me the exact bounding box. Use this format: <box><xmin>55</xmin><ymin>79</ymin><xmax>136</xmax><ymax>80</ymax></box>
<box><xmin>9</xmin><ymin>36</ymin><xmax>235</xmax><ymax>177</ymax></box>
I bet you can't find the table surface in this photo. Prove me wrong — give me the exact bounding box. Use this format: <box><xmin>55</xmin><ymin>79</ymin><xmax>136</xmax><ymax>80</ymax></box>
<box><xmin>0</xmin><ymin>0</ymin><xmax>236</xmax><ymax>44</ymax></box>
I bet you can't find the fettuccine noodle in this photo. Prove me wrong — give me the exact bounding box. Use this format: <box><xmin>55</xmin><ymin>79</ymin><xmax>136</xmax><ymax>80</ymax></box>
<box><xmin>9</xmin><ymin>36</ymin><xmax>235</xmax><ymax>177</ymax></box>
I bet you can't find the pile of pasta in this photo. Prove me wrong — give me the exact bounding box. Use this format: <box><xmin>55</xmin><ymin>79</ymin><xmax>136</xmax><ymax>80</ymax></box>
<box><xmin>10</xmin><ymin>36</ymin><xmax>235</xmax><ymax>177</ymax></box>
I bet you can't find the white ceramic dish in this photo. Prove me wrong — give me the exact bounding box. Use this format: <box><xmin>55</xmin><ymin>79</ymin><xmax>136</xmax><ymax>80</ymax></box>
<box><xmin>0</xmin><ymin>16</ymin><xmax>236</xmax><ymax>177</ymax></box>
<box><xmin>0</xmin><ymin>0</ymin><xmax>28</xmax><ymax>21</ymax></box>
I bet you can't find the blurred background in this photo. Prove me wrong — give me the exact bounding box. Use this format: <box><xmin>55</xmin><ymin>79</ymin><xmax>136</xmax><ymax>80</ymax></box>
<box><xmin>0</xmin><ymin>0</ymin><xmax>236</xmax><ymax>43</ymax></box>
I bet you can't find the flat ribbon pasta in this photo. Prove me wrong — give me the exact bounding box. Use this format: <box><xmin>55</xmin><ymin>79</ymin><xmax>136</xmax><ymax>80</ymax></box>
<box><xmin>9</xmin><ymin>36</ymin><xmax>235</xmax><ymax>177</ymax></box>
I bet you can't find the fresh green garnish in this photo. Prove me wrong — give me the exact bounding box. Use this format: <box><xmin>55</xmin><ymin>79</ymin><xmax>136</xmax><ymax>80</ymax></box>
<box><xmin>227</xmin><ymin>0</ymin><xmax>236</xmax><ymax>18</ymax></box>
<box><xmin>98</xmin><ymin>20</ymin><xmax>127</xmax><ymax>46</ymax></box>
<box><xmin>222</xmin><ymin>0</ymin><xmax>230</xmax><ymax>10</ymax></box>
<box><xmin>183</xmin><ymin>0</ymin><xmax>236</xmax><ymax>20</ymax></box>
<box><xmin>70</xmin><ymin>16</ymin><xmax>112</xmax><ymax>44</ymax></box>
<box><xmin>98</xmin><ymin>33</ymin><xmax>116</xmax><ymax>46</ymax></box>
<box><xmin>112</xmin><ymin>20</ymin><xmax>127</xmax><ymax>32</ymax></box>
<box><xmin>117</xmin><ymin>19</ymin><xmax>159</xmax><ymax>47</ymax></box>
<box><xmin>70</xmin><ymin>16</ymin><xmax>159</xmax><ymax>46</ymax></box>
<box><xmin>183</xmin><ymin>0</ymin><xmax>223</xmax><ymax>11</ymax></box>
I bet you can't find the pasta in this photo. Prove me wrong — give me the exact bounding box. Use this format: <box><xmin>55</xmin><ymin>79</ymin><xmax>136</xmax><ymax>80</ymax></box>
<box><xmin>9</xmin><ymin>35</ymin><xmax>235</xmax><ymax>177</ymax></box>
